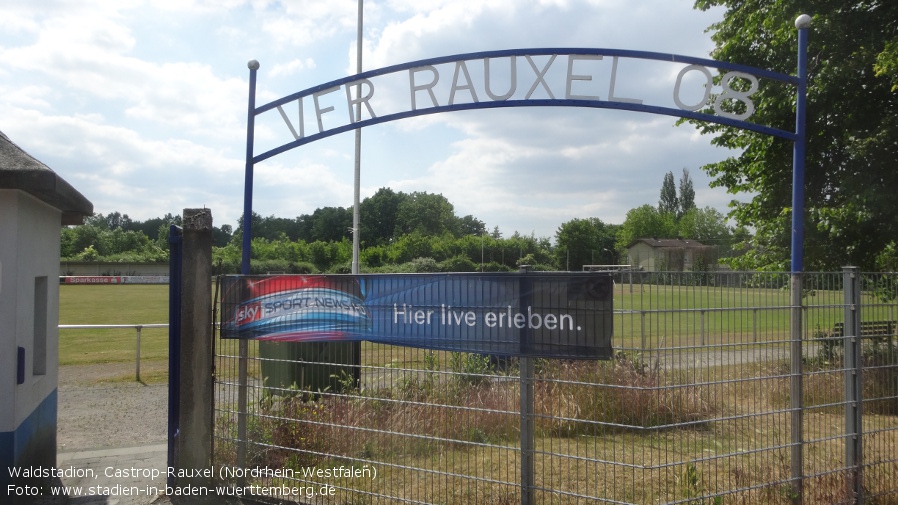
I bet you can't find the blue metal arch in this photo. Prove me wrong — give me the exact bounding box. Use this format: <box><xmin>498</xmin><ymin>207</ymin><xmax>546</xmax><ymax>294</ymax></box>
<box><xmin>242</xmin><ymin>44</ymin><xmax>807</xmax><ymax>274</ymax></box>
<box><xmin>252</xmin><ymin>47</ymin><xmax>798</xmax><ymax>163</ymax></box>
<box><xmin>258</xmin><ymin>47</ymin><xmax>797</xmax><ymax>113</ymax></box>
<box><xmin>256</xmin><ymin>99</ymin><xmax>796</xmax><ymax>164</ymax></box>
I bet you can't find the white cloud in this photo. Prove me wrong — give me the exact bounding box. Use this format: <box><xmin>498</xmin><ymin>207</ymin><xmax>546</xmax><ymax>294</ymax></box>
<box><xmin>269</xmin><ymin>58</ymin><xmax>317</xmax><ymax>78</ymax></box>
<box><xmin>257</xmin><ymin>1</ymin><xmax>359</xmax><ymax>49</ymax></box>
<box><xmin>0</xmin><ymin>0</ymin><xmax>743</xmax><ymax>237</ymax></box>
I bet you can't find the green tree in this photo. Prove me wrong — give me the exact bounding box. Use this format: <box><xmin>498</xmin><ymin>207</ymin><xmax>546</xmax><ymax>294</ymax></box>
<box><xmin>690</xmin><ymin>0</ymin><xmax>898</xmax><ymax>270</ymax></box>
<box><xmin>874</xmin><ymin>39</ymin><xmax>898</xmax><ymax>91</ymax></box>
<box><xmin>83</xmin><ymin>212</ymin><xmax>109</xmax><ymax>230</ymax></box>
<box><xmin>617</xmin><ymin>204</ymin><xmax>679</xmax><ymax>249</ymax></box>
<box><xmin>104</xmin><ymin>211</ymin><xmax>132</xmax><ymax>230</ymax></box>
<box><xmin>212</xmin><ymin>224</ymin><xmax>232</xmax><ymax>248</ymax></box>
<box><xmin>457</xmin><ymin>215</ymin><xmax>487</xmax><ymax>236</ymax></box>
<box><xmin>61</xmin><ymin>215</ymin><xmax>165</xmax><ymax>261</ymax></box>
<box><xmin>61</xmin><ymin>225</ymin><xmax>102</xmax><ymax>257</ymax></box>
<box><xmin>677</xmin><ymin>207</ymin><xmax>730</xmax><ymax>243</ymax></box>
<box><xmin>394</xmin><ymin>192</ymin><xmax>457</xmax><ymax>237</ymax></box>
<box><xmin>359</xmin><ymin>187</ymin><xmax>407</xmax><ymax>246</ymax></box>
<box><xmin>555</xmin><ymin>218</ymin><xmax>617</xmax><ymax>271</ymax></box>
<box><xmin>128</xmin><ymin>214</ymin><xmax>178</xmax><ymax>241</ymax></box>
<box><xmin>678</xmin><ymin>168</ymin><xmax>696</xmax><ymax>218</ymax></box>
<box><xmin>309</xmin><ymin>207</ymin><xmax>352</xmax><ymax>242</ymax></box>
<box><xmin>658</xmin><ymin>171</ymin><xmax>679</xmax><ymax>215</ymax></box>
<box><xmin>230</xmin><ymin>212</ymin><xmax>262</xmax><ymax>246</ymax></box>
<box><xmin>387</xmin><ymin>232</ymin><xmax>435</xmax><ymax>264</ymax></box>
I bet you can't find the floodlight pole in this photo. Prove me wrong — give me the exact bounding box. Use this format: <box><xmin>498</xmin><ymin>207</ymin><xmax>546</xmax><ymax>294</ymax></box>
<box><xmin>352</xmin><ymin>0</ymin><xmax>363</xmax><ymax>275</ymax></box>
<box><xmin>789</xmin><ymin>14</ymin><xmax>811</xmax><ymax>505</ymax></box>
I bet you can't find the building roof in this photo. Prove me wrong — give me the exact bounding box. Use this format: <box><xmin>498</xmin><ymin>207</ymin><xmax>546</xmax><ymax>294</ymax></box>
<box><xmin>0</xmin><ymin>130</ymin><xmax>93</xmax><ymax>225</ymax></box>
<box><xmin>625</xmin><ymin>238</ymin><xmax>706</xmax><ymax>249</ymax></box>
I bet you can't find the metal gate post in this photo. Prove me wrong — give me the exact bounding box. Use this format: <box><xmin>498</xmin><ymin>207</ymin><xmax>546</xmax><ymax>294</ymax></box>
<box><xmin>788</xmin><ymin>16</ymin><xmax>811</xmax><ymax>503</ymax></box>
<box><xmin>167</xmin><ymin>225</ymin><xmax>183</xmax><ymax>488</ymax></box>
<box><xmin>236</xmin><ymin>339</ymin><xmax>248</xmax><ymax>488</ymax></box>
<box><xmin>518</xmin><ymin>266</ymin><xmax>534</xmax><ymax>505</ymax></box>
<box><xmin>843</xmin><ymin>266</ymin><xmax>863</xmax><ymax>503</ymax></box>
<box><xmin>520</xmin><ymin>356</ymin><xmax>534</xmax><ymax>505</ymax></box>
<box><xmin>235</xmin><ymin>59</ymin><xmax>259</xmax><ymax>488</ymax></box>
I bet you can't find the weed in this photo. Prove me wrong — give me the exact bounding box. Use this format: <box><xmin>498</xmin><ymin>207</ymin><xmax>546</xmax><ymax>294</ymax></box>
<box><xmin>678</xmin><ymin>462</ymin><xmax>702</xmax><ymax>500</ymax></box>
<box><xmin>448</xmin><ymin>352</ymin><xmax>494</xmax><ymax>387</ymax></box>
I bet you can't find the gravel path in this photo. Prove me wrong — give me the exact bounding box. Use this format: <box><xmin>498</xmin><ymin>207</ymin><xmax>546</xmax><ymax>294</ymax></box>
<box><xmin>58</xmin><ymin>363</ymin><xmax>169</xmax><ymax>452</ymax></box>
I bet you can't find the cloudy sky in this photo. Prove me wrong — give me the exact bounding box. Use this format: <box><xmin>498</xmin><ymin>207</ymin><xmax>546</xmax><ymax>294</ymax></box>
<box><xmin>0</xmin><ymin>0</ymin><xmax>748</xmax><ymax>240</ymax></box>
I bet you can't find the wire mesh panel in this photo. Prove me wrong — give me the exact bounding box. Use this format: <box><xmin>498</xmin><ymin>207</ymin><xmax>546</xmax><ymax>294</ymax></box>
<box><xmin>212</xmin><ymin>271</ymin><xmax>898</xmax><ymax>504</ymax></box>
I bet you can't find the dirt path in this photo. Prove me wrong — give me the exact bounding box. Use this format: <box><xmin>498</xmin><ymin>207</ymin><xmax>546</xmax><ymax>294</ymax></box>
<box><xmin>57</xmin><ymin>363</ymin><xmax>168</xmax><ymax>452</ymax></box>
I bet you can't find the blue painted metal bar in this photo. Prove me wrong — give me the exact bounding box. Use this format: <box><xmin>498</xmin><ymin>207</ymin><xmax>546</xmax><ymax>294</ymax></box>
<box><xmin>166</xmin><ymin>224</ymin><xmax>183</xmax><ymax>488</ymax></box>
<box><xmin>241</xmin><ymin>61</ymin><xmax>259</xmax><ymax>276</ymax></box>
<box><xmin>791</xmin><ymin>24</ymin><xmax>810</xmax><ymax>273</ymax></box>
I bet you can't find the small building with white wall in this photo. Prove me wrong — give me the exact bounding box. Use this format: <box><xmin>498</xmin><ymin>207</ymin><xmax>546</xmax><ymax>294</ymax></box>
<box><xmin>0</xmin><ymin>130</ymin><xmax>93</xmax><ymax>490</ymax></box>
<box><xmin>625</xmin><ymin>238</ymin><xmax>717</xmax><ymax>272</ymax></box>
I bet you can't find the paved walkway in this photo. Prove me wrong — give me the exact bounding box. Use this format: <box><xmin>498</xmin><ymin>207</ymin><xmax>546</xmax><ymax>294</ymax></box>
<box><xmin>34</xmin><ymin>444</ymin><xmax>168</xmax><ymax>505</ymax></box>
<box><xmin>30</xmin><ymin>365</ymin><xmax>262</xmax><ymax>505</ymax></box>
<box><xmin>58</xmin><ymin>444</ymin><xmax>168</xmax><ymax>504</ymax></box>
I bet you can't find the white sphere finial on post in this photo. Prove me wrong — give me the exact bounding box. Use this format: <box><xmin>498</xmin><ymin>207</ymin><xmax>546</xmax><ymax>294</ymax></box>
<box><xmin>248</xmin><ymin>60</ymin><xmax>260</xmax><ymax>70</ymax></box>
<box><xmin>795</xmin><ymin>14</ymin><xmax>811</xmax><ymax>29</ymax></box>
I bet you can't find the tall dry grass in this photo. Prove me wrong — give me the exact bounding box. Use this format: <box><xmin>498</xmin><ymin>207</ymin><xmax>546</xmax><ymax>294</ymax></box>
<box><xmin>238</xmin><ymin>351</ymin><xmax>718</xmax><ymax>473</ymax></box>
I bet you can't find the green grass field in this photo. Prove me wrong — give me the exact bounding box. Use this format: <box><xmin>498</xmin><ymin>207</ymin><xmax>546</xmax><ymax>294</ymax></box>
<box><xmin>59</xmin><ymin>284</ymin><xmax>169</xmax><ymax>367</ymax></box>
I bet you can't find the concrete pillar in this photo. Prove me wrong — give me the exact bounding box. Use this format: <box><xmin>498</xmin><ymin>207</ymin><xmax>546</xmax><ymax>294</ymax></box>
<box><xmin>176</xmin><ymin>208</ymin><xmax>213</xmax><ymax>488</ymax></box>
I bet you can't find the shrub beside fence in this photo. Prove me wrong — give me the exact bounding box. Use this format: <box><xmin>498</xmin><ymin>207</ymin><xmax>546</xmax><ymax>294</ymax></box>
<box><xmin>213</xmin><ymin>270</ymin><xmax>898</xmax><ymax>504</ymax></box>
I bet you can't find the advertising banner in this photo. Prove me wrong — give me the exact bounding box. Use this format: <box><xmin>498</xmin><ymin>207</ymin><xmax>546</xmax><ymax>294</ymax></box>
<box><xmin>220</xmin><ymin>272</ymin><xmax>612</xmax><ymax>360</ymax></box>
<box><xmin>60</xmin><ymin>276</ymin><xmax>170</xmax><ymax>284</ymax></box>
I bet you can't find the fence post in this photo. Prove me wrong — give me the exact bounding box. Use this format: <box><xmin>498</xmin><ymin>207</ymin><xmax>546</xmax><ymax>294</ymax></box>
<box><xmin>236</xmin><ymin>339</ymin><xmax>248</xmax><ymax>488</ymax></box>
<box><xmin>176</xmin><ymin>208</ymin><xmax>214</xmax><ymax>489</ymax></box>
<box><xmin>789</xmin><ymin>272</ymin><xmax>804</xmax><ymax>504</ymax></box>
<box><xmin>167</xmin><ymin>225</ymin><xmax>183</xmax><ymax>489</ymax></box>
<box><xmin>135</xmin><ymin>325</ymin><xmax>142</xmax><ymax>382</ymax></box>
<box><xmin>519</xmin><ymin>266</ymin><xmax>534</xmax><ymax>505</ymax></box>
<box><xmin>843</xmin><ymin>266</ymin><xmax>863</xmax><ymax>502</ymax></box>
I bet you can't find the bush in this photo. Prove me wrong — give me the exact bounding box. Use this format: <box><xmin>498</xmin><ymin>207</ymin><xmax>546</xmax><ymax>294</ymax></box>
<box><xmin>439</xmin><ymin>255</ymin><xmax>477</xmax><ymax>272</ymax></box>
<box><xmin>250</xmin><ymin>259</ymin><xmax>291</xmax><ymax>274</ymax></box>
<box><xmin>480</xmin><ymin>261</ymin><xmax>512</xmax><ymax>272</ymax></box>
<box><xmin>408</xmin><ymin>257</ymin><xmax>439</xmax><ymax>272</ymax></box>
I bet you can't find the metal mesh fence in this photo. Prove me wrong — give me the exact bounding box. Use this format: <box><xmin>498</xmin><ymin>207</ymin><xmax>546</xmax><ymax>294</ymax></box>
<box><xmin>213</xmin><ymin>270</ymin><xmax>898</xmax><ymax>504</ymax></box>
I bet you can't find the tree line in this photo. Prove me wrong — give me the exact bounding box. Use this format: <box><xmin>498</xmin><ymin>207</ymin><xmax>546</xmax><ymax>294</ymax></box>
<box><xmin>60</xmin><ymin>171</ymin><xmax>738</xmax><ymax>274</ymax></box>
